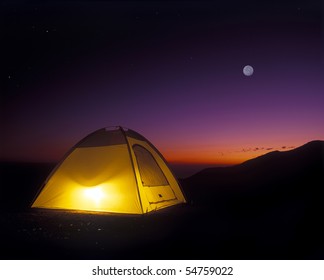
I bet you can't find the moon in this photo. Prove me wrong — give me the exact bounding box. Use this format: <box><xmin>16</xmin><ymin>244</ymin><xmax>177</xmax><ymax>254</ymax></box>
<box><xmin>243</xmin><ymin>65</ymin><xmax>254</xmax><ymax>76</ymax></box>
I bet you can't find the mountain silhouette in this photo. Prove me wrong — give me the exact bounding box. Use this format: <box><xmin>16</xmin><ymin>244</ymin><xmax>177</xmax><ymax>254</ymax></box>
<box><xmin>183</xmin><ymin>140</ymin><xmax>323</xmax><ymax>191</ymax></box>
<box><xmin>180</xmin><ymin>140</ymin><xmax>324</xmax><ymax>258</ymax></box>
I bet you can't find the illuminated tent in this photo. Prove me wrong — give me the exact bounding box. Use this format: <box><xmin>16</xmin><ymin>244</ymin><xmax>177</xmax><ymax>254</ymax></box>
<box><xmin>32</xmin><ymin>126</ymin><xmax>186</xmax><ymax>214</ymax></box>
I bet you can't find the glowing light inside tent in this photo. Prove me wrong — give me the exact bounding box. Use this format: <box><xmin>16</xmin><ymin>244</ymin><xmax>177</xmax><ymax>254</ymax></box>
<box><xmin>83</xmin><ymin>187</ymin><xmax>105</xmax><ymax>204</ymax></box>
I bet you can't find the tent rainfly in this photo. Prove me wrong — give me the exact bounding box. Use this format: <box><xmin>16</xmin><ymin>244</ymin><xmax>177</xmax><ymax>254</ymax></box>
<box><xmin>32</xmin><ymin>126</ymin><xmax>186</xmax><ymax>214</ymax></box>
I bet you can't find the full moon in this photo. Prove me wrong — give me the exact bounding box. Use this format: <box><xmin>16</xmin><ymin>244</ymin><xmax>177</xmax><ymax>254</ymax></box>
<box><xmin>243</xmin><ymin>65</ymin><xmax>254</xmax><ymax>76</ymax></box>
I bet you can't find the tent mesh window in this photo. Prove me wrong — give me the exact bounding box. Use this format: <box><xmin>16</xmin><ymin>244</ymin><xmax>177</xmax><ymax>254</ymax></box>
<box><xmin>133</xmin><ymin>145</ymin><xmax>169</xmax><ymax>186</ymax></box>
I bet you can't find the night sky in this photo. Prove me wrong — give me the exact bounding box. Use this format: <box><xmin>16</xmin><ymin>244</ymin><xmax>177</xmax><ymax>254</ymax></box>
<box><xmin>1</xmin><ymin>0</ymin><xmax>323</xmax><ymax>165</ymax></box>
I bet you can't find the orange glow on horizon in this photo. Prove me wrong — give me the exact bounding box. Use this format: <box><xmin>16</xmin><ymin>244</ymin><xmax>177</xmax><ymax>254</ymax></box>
<box><xmin>162</xmin><ymin>144</ymin><xmax>300</xmax><ymax>166</ymax></box>
<box><xmin>165</xmin><ymin>154</ymin><xmax>253</xmax><ymax>166</ymax></box>
<box><xmin>152</xmin><ymin>130</ymin><xmax>324</xmax><ymax>166</ymax></box>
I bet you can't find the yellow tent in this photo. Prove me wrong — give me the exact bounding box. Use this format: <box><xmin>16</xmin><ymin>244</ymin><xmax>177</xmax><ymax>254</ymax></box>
<box><xmin>32</xmin><ymin>127</ymin><xmax>186</xmax><ymax>214</ymax></box>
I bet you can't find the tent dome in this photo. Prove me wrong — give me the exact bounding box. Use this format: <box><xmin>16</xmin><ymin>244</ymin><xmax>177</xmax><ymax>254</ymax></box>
<box><xmin>32</xmin><ymin>126</ymin><xmax>186</xmax><ymax>214</ymax></box>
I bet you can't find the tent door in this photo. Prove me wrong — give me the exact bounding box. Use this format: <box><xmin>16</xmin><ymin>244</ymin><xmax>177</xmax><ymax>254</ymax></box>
<box><xmin>132</xmin><ymin>144</ymin><xmax>177</xmax><ymax>204</ymax></box>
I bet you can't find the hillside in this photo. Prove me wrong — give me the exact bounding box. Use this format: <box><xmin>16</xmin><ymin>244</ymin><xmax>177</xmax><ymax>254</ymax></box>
<box><xmin>179</xmin><ymin>140</ymin><xmax>324</xmax><ymax>258</ymax></box>
<box><xmin>183</xmin><ymin>140</ymin><xmax>323</xmax><ymax>192</ymax></box>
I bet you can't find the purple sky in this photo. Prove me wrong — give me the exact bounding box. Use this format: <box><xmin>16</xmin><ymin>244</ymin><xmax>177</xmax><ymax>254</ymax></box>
<box><xmin>1</xmin><ymin>1</ymin><xmax>323</xmax><ymax>164</ymax></box>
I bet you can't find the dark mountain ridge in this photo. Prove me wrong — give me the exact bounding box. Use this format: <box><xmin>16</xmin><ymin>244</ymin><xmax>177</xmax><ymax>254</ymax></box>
<box><xmin>183</xmin><ymin>140</ymin><xmax>323</xmax><ymax>191</ymax></box>
<box><xmin>179</xmin><ymin>140</ymin><xmax>324</xmax><ymax>259</ymax></box>
<box><xmin>191</xmin><ymin>140</ymin><xmax>323</xmax><ymax>176</ymax></box>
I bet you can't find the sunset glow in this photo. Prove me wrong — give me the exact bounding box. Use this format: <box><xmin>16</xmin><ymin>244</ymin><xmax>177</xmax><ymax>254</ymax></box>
<box><xmin>1</xmin><ymin>1</ymin><xmax>323</xmax><ymax>167</ymax></box>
